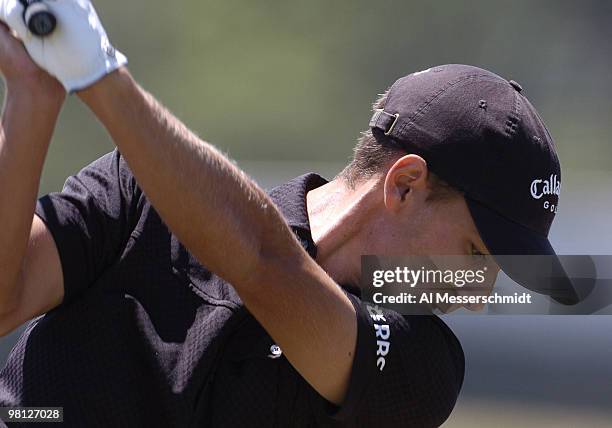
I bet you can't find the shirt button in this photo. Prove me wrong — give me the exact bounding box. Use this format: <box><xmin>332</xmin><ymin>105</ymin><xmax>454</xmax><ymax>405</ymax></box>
<box><xmin>268</xmin><ymin>344</ymin><xmax>282</xmax><ymax>359</ymax></box>
<box><xmin>508</xmin><ymin>80</ymin><xmax>523</xmax><ymax>92</ymax></box>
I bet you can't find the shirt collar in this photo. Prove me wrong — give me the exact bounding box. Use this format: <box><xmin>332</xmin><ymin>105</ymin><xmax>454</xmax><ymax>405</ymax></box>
<box><xmin>268</xmin><ymin>173</ymin><xmax>329</xmax><ymax>258</ymax></box>
<box><xmin>267</xmin><ymin>174</ymin><xmax>362</xmax><ymax>295</ymax></box>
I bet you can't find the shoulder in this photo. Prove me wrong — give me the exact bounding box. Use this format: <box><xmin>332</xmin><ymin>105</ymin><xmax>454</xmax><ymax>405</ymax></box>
<box><xmin>322</xmin><ymin>294</ymin><xmax>465</xmax><ymax>427</ymax></box>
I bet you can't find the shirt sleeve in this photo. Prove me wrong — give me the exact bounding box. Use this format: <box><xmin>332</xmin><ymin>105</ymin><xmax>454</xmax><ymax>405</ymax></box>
<box><xmin>35</xmin><ymin>150</ymin><xmax>141</xmax><ymax>304</ymax></box>
<box><xmin>310</xmin><ymin>293</ymin><xmax>465</xmax><ymax>427</ymax></box>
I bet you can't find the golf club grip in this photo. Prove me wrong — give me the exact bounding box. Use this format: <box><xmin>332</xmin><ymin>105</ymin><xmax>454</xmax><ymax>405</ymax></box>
<box><xmin>24</xmin><ymin>1</ymin><xmax>57</xmax><ymax>37</ymax></box>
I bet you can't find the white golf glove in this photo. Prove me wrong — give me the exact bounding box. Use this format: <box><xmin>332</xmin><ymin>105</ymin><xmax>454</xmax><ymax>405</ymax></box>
<box><xmin>0</xmin><ymin>0</ymin><xmax>127</xmax><ymax>92</ymax></box>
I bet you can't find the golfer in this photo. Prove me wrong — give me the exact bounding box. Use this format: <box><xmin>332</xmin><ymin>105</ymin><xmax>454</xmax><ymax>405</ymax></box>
<box><xmin>0</xmin><ymin>1</ymin><xmax>576</xmax><ymax>426</ymax></box>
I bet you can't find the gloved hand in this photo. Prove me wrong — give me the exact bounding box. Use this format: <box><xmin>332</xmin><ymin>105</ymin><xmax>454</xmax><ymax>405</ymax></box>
<box><xmin>0</xmin><ymin>0</ymin><xmax>127</xmax><ymax>92</ymax></box>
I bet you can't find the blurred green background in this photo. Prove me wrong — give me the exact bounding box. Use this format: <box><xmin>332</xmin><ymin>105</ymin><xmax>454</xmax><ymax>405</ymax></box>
<box><xmin>28</xmin><ymin>0</ymin><xmax>612</xmax><ymax>193</ymax></box>
<box><xmin>2</xmin><ymin>1</ymin><xmax>612</xmax><ymax>427</ymax></box>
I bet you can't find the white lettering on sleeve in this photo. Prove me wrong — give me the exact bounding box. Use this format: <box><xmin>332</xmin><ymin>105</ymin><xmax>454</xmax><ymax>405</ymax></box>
<box><xmin>367</xmin><ymin>304</ymin><xmax>391</xmax><ymax>372</ymax></box>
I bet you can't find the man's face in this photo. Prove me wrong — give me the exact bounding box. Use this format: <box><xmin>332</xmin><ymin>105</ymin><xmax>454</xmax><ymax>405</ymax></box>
<box><xmin>364</xmin><ymin>154</ymin><xmax>500</xmax><ymax>311</ymax></box>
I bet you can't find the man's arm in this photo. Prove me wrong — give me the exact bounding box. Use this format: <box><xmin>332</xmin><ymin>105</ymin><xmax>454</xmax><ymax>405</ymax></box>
<box><xmin>78</xmin><ymin>69</ymin><xmax>357</xmax><ymax>405</ymax></box>
<box><xmin>0</xmin><ymin>24</ymin><xmax>65</xmax><ymax>334</ymax></box>
<box><xmin>1</xmin><ymin>0</ymin><xmax>357</xmax><ymax>404</ymax></box>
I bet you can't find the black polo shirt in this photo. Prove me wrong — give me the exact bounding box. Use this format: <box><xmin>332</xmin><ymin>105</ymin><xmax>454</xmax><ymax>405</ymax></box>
<box><xmin>0</xmin><ymin>150</ymin><xmax>464</xmax><ymax>427</ymax></box>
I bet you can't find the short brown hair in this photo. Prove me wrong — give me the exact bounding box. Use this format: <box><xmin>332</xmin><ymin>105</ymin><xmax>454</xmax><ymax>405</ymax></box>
<box><xmin>338</xmin><ymin>89</ymin><xmax>460</xmax><ymax>202</ymax></box>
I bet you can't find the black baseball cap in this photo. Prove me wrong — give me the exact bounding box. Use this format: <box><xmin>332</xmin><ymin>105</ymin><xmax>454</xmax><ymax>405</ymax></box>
<box><xmin>369</xmin><ymin>64</ymin><xmax>586</xmax><ymax>305</ymax></box>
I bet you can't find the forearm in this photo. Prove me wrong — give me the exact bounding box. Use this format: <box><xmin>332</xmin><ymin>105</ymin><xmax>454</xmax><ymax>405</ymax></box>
<box><xmin>0</xmin><ymin>80</ymin><xmax>64</xmax><ymax>311</ymax></box>
<box><xmin>79</xmin><ymin>68</ymin><xmax>356</xmax><ymax>404</ymax></box>
<box><xmin>78</xmin><ymin>68</ymin><xmax>299</xmax><ymax>286</ymax></box>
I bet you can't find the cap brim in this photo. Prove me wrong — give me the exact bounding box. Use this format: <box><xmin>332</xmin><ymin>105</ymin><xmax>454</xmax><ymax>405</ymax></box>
<box><xmin>466</xmin><ymin>198</ymin><xmax>588</xmax><ymax>305</ymax></box>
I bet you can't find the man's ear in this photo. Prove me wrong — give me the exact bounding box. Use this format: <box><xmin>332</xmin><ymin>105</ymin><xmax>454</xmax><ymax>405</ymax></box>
<box><xmin>383</xmin><ymin>155</ymin><xmax>429</xmax><ymax>212</ymax></box>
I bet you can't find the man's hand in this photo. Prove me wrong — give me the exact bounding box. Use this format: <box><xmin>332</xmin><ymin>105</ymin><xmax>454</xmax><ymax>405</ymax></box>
<box><xmin>0</xmin><ymin>21</ymin><xmax>61</xmax><ymax>95</ymax></box>
<box><xmin>0</xmin><ymin>0</ymin><xmax>126</xmax><ymax>92</ymax></box>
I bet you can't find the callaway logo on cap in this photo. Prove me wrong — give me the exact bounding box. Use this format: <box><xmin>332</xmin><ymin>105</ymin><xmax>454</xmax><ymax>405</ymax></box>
<box><xmin>369</xmin><ymin>64</ymin><xmax>582</xmax><ymax>304</ymax></box>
